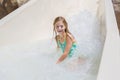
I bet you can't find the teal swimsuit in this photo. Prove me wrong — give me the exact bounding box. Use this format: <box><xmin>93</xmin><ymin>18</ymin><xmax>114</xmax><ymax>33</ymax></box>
<box><xmin>58</xmin><ymin>40</ymin><xmax>77</xmax><ymax>58</ymax></box>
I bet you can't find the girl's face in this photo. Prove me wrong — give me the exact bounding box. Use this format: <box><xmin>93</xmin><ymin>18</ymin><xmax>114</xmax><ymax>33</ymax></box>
<box><xmin>55</xmin><ymin>21</ymin><xmax>66</xmax><ymax>34</ymax></box>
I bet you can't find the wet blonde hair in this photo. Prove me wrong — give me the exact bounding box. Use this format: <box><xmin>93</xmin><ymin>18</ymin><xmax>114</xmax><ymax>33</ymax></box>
<box><xmin>53</xmin><ymin>16</ymin><xmax>71</xmax><ymax>46</ymax></box>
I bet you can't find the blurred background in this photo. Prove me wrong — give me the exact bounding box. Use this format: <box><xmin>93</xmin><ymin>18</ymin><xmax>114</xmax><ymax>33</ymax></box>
<box><xmin>0</xmin><ymin>0</ymin><xmax>29</xmax><ymax>19</ymax></box>
<box><xmin>112</xmin><ymin>0</ymin><xmax>120</xmax><ymax>33</ymax></box>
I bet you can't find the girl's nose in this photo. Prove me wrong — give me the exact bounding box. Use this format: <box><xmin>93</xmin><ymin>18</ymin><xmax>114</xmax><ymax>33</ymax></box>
<box><xmin>58</xmin><ymin>26</ymin><xmax>62</xmax><ymax>30</ymax></box>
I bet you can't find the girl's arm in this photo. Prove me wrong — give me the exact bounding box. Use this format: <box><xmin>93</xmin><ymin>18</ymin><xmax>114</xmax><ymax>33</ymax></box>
<box><xmin>56</xmin><ymin>35</ymin><xmax>72</xmax><ymax>63</ymax></box>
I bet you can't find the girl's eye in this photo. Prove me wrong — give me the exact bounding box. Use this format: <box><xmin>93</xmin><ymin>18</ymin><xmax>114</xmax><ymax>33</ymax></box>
<box><xmin>60</xmin><ymin>25</ymin><xmax>63</xmax><ymax>28</ymax></box>
<box><xmin>56</xmin><ymin>26</ymin><xmax>59</xmax><ymax>28</ymax></box>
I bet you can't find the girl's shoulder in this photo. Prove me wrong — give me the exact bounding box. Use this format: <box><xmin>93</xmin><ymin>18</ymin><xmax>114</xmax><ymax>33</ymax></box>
<box><xmin>66</xmin><ymin>33</ymin><xmax>72</xmax><ymax>38</ymax></box>
<box><xmin>66</xmin><ymin>32</ymin><xmax>76</xmax><ymax>42</ymax></box>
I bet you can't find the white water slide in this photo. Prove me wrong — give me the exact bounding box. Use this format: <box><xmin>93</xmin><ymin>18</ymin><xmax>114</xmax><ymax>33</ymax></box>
<box><xmin>0</xmin><ymin>0</ymin><xmax>120</xmax><ymax>80</ymax></box>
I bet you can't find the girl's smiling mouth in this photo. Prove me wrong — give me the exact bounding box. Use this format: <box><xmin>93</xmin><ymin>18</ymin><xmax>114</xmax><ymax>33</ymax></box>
<box><xmin>58</xmin><ymin>29</ymin><xmax>64</xmax><ymax>33</ymax></box>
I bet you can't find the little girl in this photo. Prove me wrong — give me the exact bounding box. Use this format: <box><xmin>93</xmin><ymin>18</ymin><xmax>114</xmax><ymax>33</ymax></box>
<box><xmin>53</xmin><ymin>16</ymin><xmax>84</xmax><ymax>64</ymax></box>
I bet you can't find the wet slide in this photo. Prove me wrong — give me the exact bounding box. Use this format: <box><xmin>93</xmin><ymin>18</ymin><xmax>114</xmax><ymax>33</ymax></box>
<box><xmin>0</xmin><ymin>0</ymin><xmax>120</xmax><ymax>80</ymax></box>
